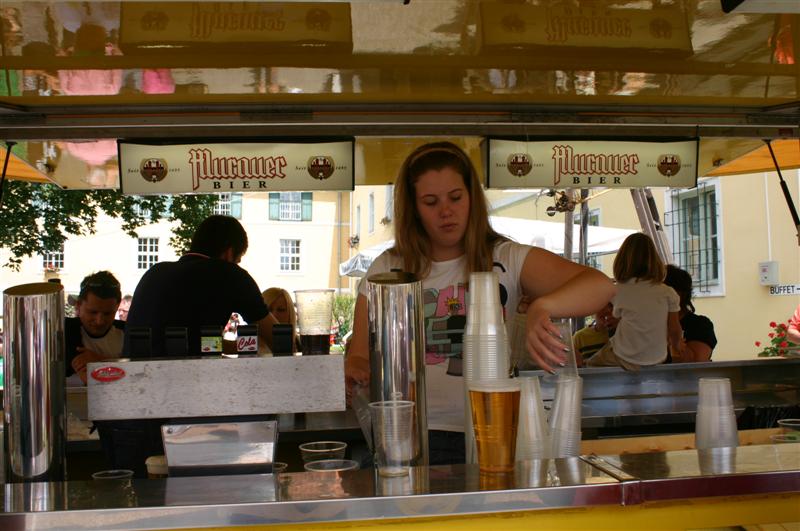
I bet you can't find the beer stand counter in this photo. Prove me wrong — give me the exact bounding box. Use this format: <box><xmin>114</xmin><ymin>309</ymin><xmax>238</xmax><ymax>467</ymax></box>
<box><xmin>1</xmin><ymin>356</ymin><xmax>799</xmax><ymax>530</ymax></box>
<box><xmin>0</xmin><ymin>442</ymin><xmax>797</xmax><ymax>530</ymax></box>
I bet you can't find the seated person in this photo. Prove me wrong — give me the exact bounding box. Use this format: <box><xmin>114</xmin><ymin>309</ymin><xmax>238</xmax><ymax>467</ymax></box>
<box><xmin>788</xmin><ymin>303</ymin><xmax>800</xmax><ymax>345</ymax></box>
<box><xmin>572</xmin><ymin>303</ymin><xmax>618</xmax><ymax>364</ymax></box>
<box><xmin>664</xmin><ymin>265</ymin><xmax>717</xmax><ymax>362</ymax></box>
<box><xmin>262</xmin><ymin>287</ymin><xmax>301</xmax><ymax>353</ymax></box>
<box><xmin>116</xmin><ymin>294</ymin><xmax>132</xmax><ymax>321</ymax></box>
<box><xmin>66</xmin><ymin>271</ymin><xmax>125</xmax><ymax>385</ymax></box>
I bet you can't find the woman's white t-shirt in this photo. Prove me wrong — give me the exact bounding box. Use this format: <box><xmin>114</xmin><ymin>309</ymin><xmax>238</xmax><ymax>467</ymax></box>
<box><xmin>610</xmin><ymin>279</ymin><xmax>680</xmax><ymax>366</ymax></box>
<box><xmin>358</xmin><ymin>240</ymin><xmax>531</xmax><ymax>431</ymax></box>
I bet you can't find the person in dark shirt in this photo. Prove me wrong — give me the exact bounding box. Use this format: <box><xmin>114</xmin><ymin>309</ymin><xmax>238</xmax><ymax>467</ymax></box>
<box><xmin>124</xmin><ymin>215</ymin><xmax>277</xmax><ymax>356</ymax></box>
<box><xmin>100</xmin><ymin>215</ymin><xmax>278</xmax><ymax>477</ymax></box>
<box><xmin>664</xmin><ymin>265</ymin><xmax>717</xmax><ymax>363</ymax></box>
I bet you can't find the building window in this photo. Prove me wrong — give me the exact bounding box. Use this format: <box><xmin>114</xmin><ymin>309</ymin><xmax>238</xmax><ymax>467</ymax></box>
<box><xmin>213</xmin><ymin>192</ymin><xmax>242</xmax><ymax>218</ymax></box>
<box><xmin>269</xmin><ymin>192</ymin><xmax>312</xmax><ymax>221</ymax></box>
<box><xmin>214</xmin><ymin>193</ymin><xmax>231</xmax><ymax>216</ymax></box>
<box><xmin>42</xmin><ymin>246</ymin><xmax>65</xmax><ymax>271</ymax></box>
<box><xmin>368</xmin><ymin>193</ymin><xmax>375</xmax><ymax>233</ymax></box>
<box><xmin>355</xmin><ymin>205</ymin><xmax>361</xmax><ymax>238</ymax></box>
<box><xmin>665</xmin><ymin>180</ymin><xmax>721</xmax><ymax>293</ymax></box>
<box><xmin>280</xmin><ymin>239</ymin><xmax>301</xmax><ymax>272</ymax></box>
<box><xmin>137</xmin><ymin>238</ymin><xmax>159</xmax><ymax>270</ymax></box>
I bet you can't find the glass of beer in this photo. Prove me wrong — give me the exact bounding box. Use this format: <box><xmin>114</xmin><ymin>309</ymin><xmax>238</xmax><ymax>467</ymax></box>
<box><xmin>294</xmin><ymin>289</ymin><xmax>335</xmax><ymax>355</ymax></box>
<box><xmin>468</xmin><ymin>379</ymin><xmax>521</xmax><ymax>474</ymax></box>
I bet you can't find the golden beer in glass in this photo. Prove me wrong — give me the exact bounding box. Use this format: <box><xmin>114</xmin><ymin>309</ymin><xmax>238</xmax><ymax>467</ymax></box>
<box><xmin>468</xmin><ymin>379</ymin><xmax>521</xmax><ymax>474</ymax></box>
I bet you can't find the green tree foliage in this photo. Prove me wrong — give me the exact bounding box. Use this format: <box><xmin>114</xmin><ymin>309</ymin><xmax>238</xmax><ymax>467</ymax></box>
<box><xmin>0</xmin><ymin>180</ymin><xmax>216</xmax><ymax>269</ymax></box>
<box><xmin>332</xmin><ymin>293</ymin><xmax>356</xmax><ymax>342</ymax></box>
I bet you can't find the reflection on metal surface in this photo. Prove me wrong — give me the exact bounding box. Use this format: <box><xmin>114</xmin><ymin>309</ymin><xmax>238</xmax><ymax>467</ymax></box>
<box><xmin>162</xmin><ymin>421</ymin><xmax>277</xmax><ymax>477</ymax></box>
<box><xmin>2</xmin><ymin>282</ymin><xmax>66</xmax><ymax>483</ymax></box>
<box><xmin>3</xmin><ymin>481</ymin><xmax>65</xmax><ymax>513</ymax></box>
<box><xmin>0</xmin><ymin>450</ymin><xmax>798</xmax><ymax>530</ymax></box>
<box><xmin>698</xmin><ymin>447</ymin><xmax>737</xmax><ymax>475</ymax></box>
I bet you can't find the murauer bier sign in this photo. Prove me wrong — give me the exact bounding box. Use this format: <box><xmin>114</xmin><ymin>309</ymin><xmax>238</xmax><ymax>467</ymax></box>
<box><xmin>487</xmin><ymin>139</ymin><xmax>698</xmax><ymax>189</ymax></box>
<box><xmin>118</xmin><ymin>140</ymin><xmax>354</xmax><ymax>195</ymax></box>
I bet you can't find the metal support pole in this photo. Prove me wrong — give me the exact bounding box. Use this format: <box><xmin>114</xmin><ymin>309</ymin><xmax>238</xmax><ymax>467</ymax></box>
<box><xmin>630</xmin><ymin>187</ymin><xmax>672</xmax><ymax>264</ymax></box>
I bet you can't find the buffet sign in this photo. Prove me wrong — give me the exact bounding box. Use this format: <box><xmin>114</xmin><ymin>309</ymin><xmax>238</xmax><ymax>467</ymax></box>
<box><xmin>486</xmin><ymin>138</ymin><xmax>698</xmax><ymax>189</ymax></box>
<box><xmin>118</xmin><ymin>139</ymin><xmax>354</xmax><ymax>194</ymax></box>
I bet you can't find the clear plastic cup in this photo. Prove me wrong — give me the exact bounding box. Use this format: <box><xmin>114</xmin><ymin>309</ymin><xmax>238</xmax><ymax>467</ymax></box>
<box><xmin>463</xmin><ymin>335</ymin><xmax>511</xmax><ymax>381</ymax></box>
<box><xmin>464</xmin><ymin>305</ymin><xmax>507</xmax><ymax>337</ymax></box>
<box><xmin>294</xmin><ymin>289</ymin><xmax>335</xmax><ymax>355</ymax></box>
<box><xmin>777</xmin><ymin>418</ymin><xmax>800</xmax><ymax>433</ymax></box>
<box><xmin>299</xmin><ymin>441</ymin><xmax>347</xmax><ymax>463</ymax></box>
<box><xmin>92</xmin><ymin>469</ymin><xmax>134</xmax><ymax>480</ymax></box>
<box><xmin>369</xmin><ymin>399</ymin><xmax>415</xmax><ymax>477</ymax></box>
<box><xmin>272</xmin><ymin>461</ymin><xmax>288</xmax><ymax>473</ymax></box>
<box><xmin>468</xmin><ymin>272</ymin><xmax>502</xmax><ymax>308</ymax></box>
<box><xmin>516</xmin><ymin>377</ymin><xmax>550</xmax><ymax>460</ymax></box>
<box><xmin>695</xmin><ymin>378</ymin><xmax>739</xmax><ymax>450</ymax></box>
<box><xmin>303</xmin><ymin>459</ymin><xmax>359</xmax><ymax>472</ymax></box>
<box><xmin>549</xmin><ymin>376</ymin><xmax>583</xmax><ymax>434</ymax></box>
<box><xmin>697</xmin><ymin>378</ymin><xmax>735</xmax><ymax>410</ymax></box>
<box><xmin>550</xmin><ymin>428</ymin><xmax>583</xmax><ymax>458</ymax></box>
<box><xmin>551</xmin><ymin>319</ymin><xmax>578</xmax><ymax>378</ymax></box>
<box><xmin>509</xmin><ymin>312</ymin><xmax>538</xmax><ymax>371</ymax></box>
<box><xmin>770</xmin><ymin>434</ymin><xmax>800</xmax><ymax>444</ymax></box>
<box><xmin>468</xmin><ymin>379</ymin><xmax>521</xmax><ymax>473</ymax></box>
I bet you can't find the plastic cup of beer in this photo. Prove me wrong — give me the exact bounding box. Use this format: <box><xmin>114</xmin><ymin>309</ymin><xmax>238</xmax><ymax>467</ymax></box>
<box><xmin>294</xmin><ymin>289</ymin><xmax>335</xmax><ymax>355</ymax></box>
<box><xmin>369</xmin><ymin>399</ymin><xmax>415</xmax><ymax>477</ymax></box>
<box><xmin>468</xmin><ymin>379</ymin><xmax>521</xmax><ymax>474</ymax></box>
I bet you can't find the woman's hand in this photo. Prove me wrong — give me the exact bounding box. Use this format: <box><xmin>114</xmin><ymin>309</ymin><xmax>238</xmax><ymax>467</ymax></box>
<box><xmin>525</xmin><ymin>302</ymin><xmax>568</xmax><ymax>373</ymax></box>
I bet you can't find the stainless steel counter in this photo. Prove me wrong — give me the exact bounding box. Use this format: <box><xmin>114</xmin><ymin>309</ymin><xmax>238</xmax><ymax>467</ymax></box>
<box><xmin>1</xmin><ymin>444</ymin><xmax>798</xmax><ymax>531</ymax></box>
<box><xmin>523</xmin><ymin>358</ymin><xmax>800</xmax><ymax>429</ymax></box>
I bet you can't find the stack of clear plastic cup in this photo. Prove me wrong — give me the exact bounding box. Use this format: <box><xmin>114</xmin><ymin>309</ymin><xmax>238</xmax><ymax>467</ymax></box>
<box><xmin>509</xmin><ymin>311</ymin><xmax>537</xmax><ymax>371</ymax></box>
<box><xmin>695</xmin><ymin>377</ymin><xmax>739</xmax><ymax>450</ymax></box>
<box><xmin>548</xmin><ymin>376</ymin><xmax>583</xmax><ymax>458</ymax></box>
<box><xmin>463</xmin><ymin>272</ymin><xmax>512</xmax><ymax>464</ymax></box>
<box><xmin>551</xmin><ymin>319</ymin><xmax>578</xmax><ymax>379</ymax></box>
<box><xmin>516</xmin><ymin>376</ymin><xmax>551</xmax><ymax>460</ymax></box>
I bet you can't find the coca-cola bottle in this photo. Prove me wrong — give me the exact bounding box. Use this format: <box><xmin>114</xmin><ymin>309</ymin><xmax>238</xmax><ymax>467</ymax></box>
<box><xmin>221</xmin><ymin>312</ymin><xmax>240</xmax><ymax>356</ymax></box>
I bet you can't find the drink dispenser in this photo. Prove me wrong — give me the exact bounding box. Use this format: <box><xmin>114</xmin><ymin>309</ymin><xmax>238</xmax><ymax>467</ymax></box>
<box><xmin>367</xmin><ymin>271</ymin><xmax>428</xmax><ymax>466</ymax></box>
<box><xmin>3</xmin><ymin>282</ymin><xmax>66</xmax><ymax>482</ymax></box>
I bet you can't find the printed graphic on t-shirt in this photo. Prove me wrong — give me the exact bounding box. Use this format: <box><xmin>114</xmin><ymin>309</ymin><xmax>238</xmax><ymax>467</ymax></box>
<box><xmin>421</xmin><ymin>276</ymin><xmax>510</xmax><ymax>366</ymax></box>
<box><xmin>424</xmin><ymin>283</ymin><xmax>467</xmax><ymax>364</ymax></box>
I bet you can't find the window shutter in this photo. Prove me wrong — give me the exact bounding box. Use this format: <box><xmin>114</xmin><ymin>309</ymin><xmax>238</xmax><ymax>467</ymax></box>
<box><xmin>269</xmin><ymin>193</ymin><xmax>280</xmax><ymax>220</ymax></box>
<box><xmin>231</xmin><ymin>193</ymin><xmax>243</xmax><ymax>219</ymax></box>
<box><xmin>301</xmin><ymin>192</ymin><xmax>313</xmax><ymax>221</ymax></box>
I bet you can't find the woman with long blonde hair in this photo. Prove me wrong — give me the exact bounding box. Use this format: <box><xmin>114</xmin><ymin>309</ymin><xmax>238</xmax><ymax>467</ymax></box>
<box><xmin>262</xmin><ymin>287</ymin><xmax>300</xmax><ymax>352</ymax></box>
<box><xmin>345</xmin><ymin>141</ymin><xmax>615</xmax><ymax>464</ymax></box>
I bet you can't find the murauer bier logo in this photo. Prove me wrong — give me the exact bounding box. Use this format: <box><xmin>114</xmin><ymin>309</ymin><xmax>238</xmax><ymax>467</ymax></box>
<box><xmin>507</xmin><ymin>153</ymin><xmax>533</xmax><ymax>177</ymax></box>
<box><xmin>307</xmin><ymin>156</ymin><xmax>335</xmax><ymax>180</ymax></box>
<box><xmin>657</xmin><ymin>154</ymin><xmax>681</xmax><ymax>177</ymax></box>
<box><xmin>140</xmin><ymin>158</ymin><xmax>168</xmax><ymax>182</ymax></box>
